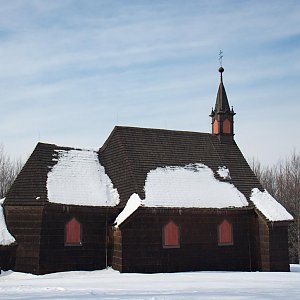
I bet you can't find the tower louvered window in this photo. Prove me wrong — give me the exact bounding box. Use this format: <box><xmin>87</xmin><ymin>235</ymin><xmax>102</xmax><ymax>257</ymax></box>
<box><xmin>223</xmin><ymin>118</ymin><xmax>231</xmax><ymax>134</ymax></box>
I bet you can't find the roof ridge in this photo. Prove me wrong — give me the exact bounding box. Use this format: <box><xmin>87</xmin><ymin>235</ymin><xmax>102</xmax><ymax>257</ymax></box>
<box><xmin>114</xmin><ymin>125</ymin><xmax>211</xmax><ymax>135</ymax></box>
<box><xmin>38</xmin><ymin>142</ymin><xmax>98</xmax><ymax>153</ymax></box>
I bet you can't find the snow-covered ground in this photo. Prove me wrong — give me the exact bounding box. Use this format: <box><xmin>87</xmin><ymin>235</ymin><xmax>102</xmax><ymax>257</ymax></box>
<box><xmin>1</xmin><ymin>265</ymin><xmax>300</xmax><ymax>299</ymax></box>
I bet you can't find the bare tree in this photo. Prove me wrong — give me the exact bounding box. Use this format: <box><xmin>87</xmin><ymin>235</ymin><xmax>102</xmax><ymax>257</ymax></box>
<box><xmin>249</xmin><ymin>151</ymin><xmax>300</xmax><ymax>263</ymax></box>
<box><xmin>0</xmin><ymin>144</ymin><xmax>23</xmax><ymax>199</ymax></box>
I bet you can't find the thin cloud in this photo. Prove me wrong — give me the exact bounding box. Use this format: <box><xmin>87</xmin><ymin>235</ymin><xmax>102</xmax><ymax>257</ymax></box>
<box><xmin>0</xmin><ymin>0</ymin><xmax>299</xmax><ymax>165</ymax></box>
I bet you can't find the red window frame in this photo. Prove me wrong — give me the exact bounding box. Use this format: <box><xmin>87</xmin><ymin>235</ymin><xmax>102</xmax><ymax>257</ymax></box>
<box><xmin>65</xmin><ymin>217</ymin><xmax>82</xmax><ymax>246</ymax></box>
<box><xmin>218</xmin><ymin>219</ymin><xmax>233</xmax><ymax>246</ymax></box>
<box><xmin>163</xmin><ymin>221</ymin><xmax>180</xmax><ymax>248</ymax></box>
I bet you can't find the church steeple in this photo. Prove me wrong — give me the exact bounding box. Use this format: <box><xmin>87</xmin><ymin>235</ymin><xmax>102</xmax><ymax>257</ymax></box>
<box><xmin>210</xmin><ymin>67</ymin><xmax>235</xmax><ymax>142</ymax></box>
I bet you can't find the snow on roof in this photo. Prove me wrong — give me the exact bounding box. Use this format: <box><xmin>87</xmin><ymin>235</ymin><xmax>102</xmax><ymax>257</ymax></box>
<box><xmin>250</xmin><ymin>188</ymin><xmax>293</xmax><ymax>222</ymax></box>
<box><xmin>0</xmin><ymin>204</ymin><xmax>15</xmax><ymax>246</ymax></box>
<box><xmin>144</xmin><ymin>163</ymin><xmax>248</xmax><ymax>208</ymax></box>
<box><xmin>217</xmin><ymin>166</ymin><xmax>231</xmax><ymax>180</ymax></box>
<box><xmin>114</xmin><ymin>193</ymin><xmax>142</xmax><ymax>227</ymax></box>
<box><xmin>114</xmin><ymin>163</ymin><xmax>248</xmax><ymax>226</ymax></box>
<box><xmin>47</xmin><ymin>149</ymin><xmax>119</xmax><ymax>206</ymax></box>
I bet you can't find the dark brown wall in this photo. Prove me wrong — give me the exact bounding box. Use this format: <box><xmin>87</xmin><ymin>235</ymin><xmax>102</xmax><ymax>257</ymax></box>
<box><xmin>5</xmin><ymin>203</ymin><xmax>120</xmax><ymax>275</ymax></box>
<box><xmin>0</xmin><ymin>245</ymin><xmax>17</xmax><ymax>271</ymax></box>
<box><xmin>269</xmin><ymin>224</ymin><xmax>290</xmax><ymax>271</ymax></box>
<box><xmin>4</xmin><ymin>203</ymin><xmax>290</xmax><ymax>274</ymax></box>
<box><xmin>112</xmin><ymin>229</ymin><xmax>122</xmax><ymax>272</ymax></box>
<box><xmin>38</xmin><ymin>204</ymin><xmax>119</xmax><ymax>274</ymax></box>
<box><xmin>257</xmin><ymin>215</ymin><xmax>270</xmax><ymax>271</ymax></box>
<box><xmin>117</xmin><ymin>208</ymin><xmax>257</xmax><ymax>273</ymax></box>
<box><xmin>4</xmin><ymin>205</ymin><xmax>44</xmax><ymax>274</ymax></box>
<box><xmin>253</xmin><ymin>213</ymin><xmax>290</xmax><ymax>272</ymax></box>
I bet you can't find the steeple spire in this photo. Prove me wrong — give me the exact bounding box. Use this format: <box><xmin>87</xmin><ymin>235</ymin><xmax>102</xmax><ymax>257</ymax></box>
<box><xmin>210</xmin><ymin>67</ymin><xmax>235</xmax><ymax>142</ymax></box>
<box><xmin>215</xmin><ymin>67</ymin><xmax>230</xmax><ymax>113</ymax></box>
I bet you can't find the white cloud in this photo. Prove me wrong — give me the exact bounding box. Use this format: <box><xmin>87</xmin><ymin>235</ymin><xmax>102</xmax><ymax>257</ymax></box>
<box><xmin>0</xmin><ymin>0</ymin><xmax>299</xmax><ymax>165</ymax></box>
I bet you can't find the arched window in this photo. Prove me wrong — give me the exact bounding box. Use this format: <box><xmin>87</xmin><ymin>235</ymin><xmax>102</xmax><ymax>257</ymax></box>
<box><xmin>213</xmin><ymin>119</ymin><xmax>219</xmax><ymax>134</ymax></box>
<box><xmin>163</xmin><ymin>221</ymin><xmax>180</xmax><ymax>248</ymax></box>
<box><xmin>223</xmin><ymin>118</ymin><xmax>231</xmax><ymax>134</ymax></box>
<box><xmin>218</xmin><ymin>219</ymin><xmax>233</xmax><ymax>245</ymax></box>
<box><xmin>65</xmin><ymin>217</ymin><xmax>82</xmax><ymax>246</ymax></box>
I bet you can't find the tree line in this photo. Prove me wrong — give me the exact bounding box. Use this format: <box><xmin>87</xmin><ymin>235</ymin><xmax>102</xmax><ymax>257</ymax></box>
<box><xmin>0</xmin><ymin>145</ymin><xmax>23</xmax><ymax>199</ymax></box>
<box><xmin>250</xmin><ymin>151</ymin><xmax>300</xmax><ymax>263</ymax></box>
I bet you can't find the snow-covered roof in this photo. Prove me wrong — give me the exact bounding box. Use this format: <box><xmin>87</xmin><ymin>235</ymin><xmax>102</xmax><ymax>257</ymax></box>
<box><xmin>114</xmin><ymin>163</ymin><xmax>248</xmax><ymax>226</ymax></box>
<box><xmin>115</xmin><ymin>163</ymin><xmax>294</xmax><ymax>226</ymax></box>
<box><xmin>250</xmin><ymin>188</ymin><xmax>293</xmax><ymax>222</ymax></box>
<box><xmin>0</xmin><ymin>199</ymin><xmax>15</xmax><ymax>246</ymax></box>
<box><xmin>47</xmin><ymin>149</ymin><xmax>119</xmax><ymax>206</ymax></box>
<box><xmin>143</xmin><ymin>163</ymin><xmax>248</xmax><ymax>208</ymax></box>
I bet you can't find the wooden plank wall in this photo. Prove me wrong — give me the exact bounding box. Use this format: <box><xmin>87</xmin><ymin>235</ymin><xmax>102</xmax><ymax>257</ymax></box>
<box><xmin>256</xmin><ymin>215</ymin><xmax>270</xmax><ymax>271</ymax></box>
<box><xmin>0</xmin><ymin>245</ymin><xmax>17</xmax><ymax>271</ymax></box>
<box><xmin>4</xmin><ymin>205</ymin><xmax>44</xmax><ymax>274</ymax></box>
<box><xmin>269</xmin><ymin>225</ymin><xmax>290</xmax><ymax>271</ymax></box>
<box><xmin>118</xmin><ymin>208</ymin><xmax>257</xmax><ymax>273</ymax></box>
<box><xmin>111</xmin><ymin>228</ymin><xmax>122</xmax><ymax>272</ymax></box>
<box><xmin>38</xmin><ymin>204</ymin><xmax>119</xmax><ymax>274</ymax></box>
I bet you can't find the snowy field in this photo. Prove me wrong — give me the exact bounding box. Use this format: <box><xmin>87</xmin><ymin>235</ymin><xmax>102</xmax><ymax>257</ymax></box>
<box><xmin>1</xmin><ymin>265</ymin><xmax>300</xmax><ymax>300</ymax></box>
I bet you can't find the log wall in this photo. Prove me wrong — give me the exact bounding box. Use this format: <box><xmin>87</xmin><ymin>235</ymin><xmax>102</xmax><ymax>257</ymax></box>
<box><xmin>117</xmin><ymin>208</ymin><xmax>258</xmax><ymax>273</ymax></box>
<box><xmin>38</xmin><ymin>204</ymin><xmax>119</xmax><ymax>274</ymax></box>
<box><xmin>0</xmin><ymin>245</ymin><xmax>17</xmax><ymax>271</ymax></box>
<box><xmin>4</xmin><ymin>205</ymin><xmax>44</xmax><ymax>274</ymax></box>
<box><xmin>269</xmin><ymin>224</ymin><xmax>290</xmax><ymax>271</ymax></box>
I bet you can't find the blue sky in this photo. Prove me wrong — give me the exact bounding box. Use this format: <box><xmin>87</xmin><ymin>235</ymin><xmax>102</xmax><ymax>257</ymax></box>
<box><xmin>0</xmin><ymin>0</ymin><xmax>299</xmax><ymax>165</ymax></box>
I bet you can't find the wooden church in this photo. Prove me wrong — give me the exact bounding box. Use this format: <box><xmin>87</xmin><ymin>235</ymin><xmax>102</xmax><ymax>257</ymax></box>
<box><xmin>1</xmin><ymin>67</ymin><xmax>293</xmax><ymax>274</ymax></box>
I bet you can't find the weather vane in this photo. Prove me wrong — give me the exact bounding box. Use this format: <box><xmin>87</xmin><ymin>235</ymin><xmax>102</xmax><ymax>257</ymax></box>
<box><xmin>219</xmin><ymin>50</ymin><xmax>223</xmax><ymax>67</ymax></box>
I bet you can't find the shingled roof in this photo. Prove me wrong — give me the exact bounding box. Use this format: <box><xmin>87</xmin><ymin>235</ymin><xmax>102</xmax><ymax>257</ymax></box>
<box><xmin>215</xmin><ymin>81</ymin><xmax>230</xmax><ymax>113</ymax></box>
<box><xmin>4</xmin><ymin>125</ymin><xmax>293</xmax><ymax>222</ymax></box>
<box><xmin>5</xmin><ymin>143</ymin><xmax>59</xmax><ymax>205</ymax></box>
<box><xmin>5</xmin><ymin>126</ymin><xmax>262</xmax><ymax>208</ymax></box>
<box><xmin>4</xmin><ymin>143</ymin><xmax>119</xmax><ymax>206</ymax></box>
<box><xmin>100</xmin><ymin>126</ymin><xmax>263</xmax><ymax>206</ymax></box>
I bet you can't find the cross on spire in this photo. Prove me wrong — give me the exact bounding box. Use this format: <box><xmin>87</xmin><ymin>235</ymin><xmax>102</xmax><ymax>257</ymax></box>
<box><xmin>219</xmin><ymin>50</ymin><xmax>223</xmax><ymax>67</ymax></box>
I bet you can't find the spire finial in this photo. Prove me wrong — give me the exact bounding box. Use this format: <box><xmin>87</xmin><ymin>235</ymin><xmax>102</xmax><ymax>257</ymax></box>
<box><xmin>218</xmin><ymin>50</ymin><xmax>224</xmax><ymax>82</ymax></box>
<box><xmin>219</xmin><ymin>66</ymin><xmax>224</xmax><ymax>82</ymax></box>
